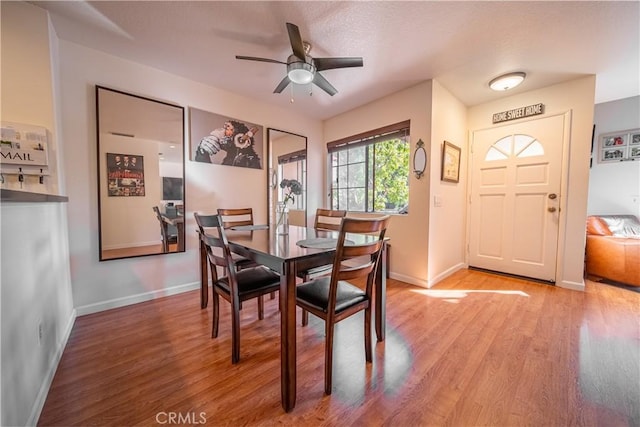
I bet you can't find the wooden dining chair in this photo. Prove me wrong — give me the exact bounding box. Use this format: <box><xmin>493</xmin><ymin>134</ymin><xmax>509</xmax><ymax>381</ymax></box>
<box><xmin>217</xmin><ymin>207</ymin><xmax>276</xmax><ymax>299</ymax></box>
<box><xmin>298</xmin><ymin>208</ymin><xmax>347</xmax><ymax>325</ymax></box>
<box><xmin>195</xmin><ymin>213</ymin><xmax>280</xmax><ymax>364</ymax></box>
<box><xmin>152</xmin><ymin>206</ymin><xmax>177</xmax><ymax>253</ymax></box>
<box><xmin>217</xmin><ymin>208</ymin><xmax>254</xmax><ymax>229</ymax></box>
<box><xmin>314</xmin><ymin>208</ymin><xmax>347</xmax><ymax>231</ymax></box>
<box><xmin>195</xmin><ymin>212</ymin><xmax>257</xmax><ymax>272</ymax></box>
<box><xmin>296</xmin><ymin>215</ymin><xmax>389</xmax><ymax>395</ymax></box>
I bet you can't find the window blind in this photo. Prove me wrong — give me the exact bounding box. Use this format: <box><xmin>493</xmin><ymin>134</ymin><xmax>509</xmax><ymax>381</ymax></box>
<box><xmin>326</xmin><ymin>120</ymin><xmax>410</xmax><ymax>153</ymax></box>
<box><xmin>278</xmin><ymin>149</ymin><xmax>307</xmax><ymax>164</ymax></box>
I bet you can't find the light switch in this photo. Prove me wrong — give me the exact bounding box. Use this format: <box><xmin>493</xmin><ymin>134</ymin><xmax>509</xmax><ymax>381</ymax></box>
<box><xmin>434</xmin><ymin>195</ymin><xmax>442</xmax><ymax>207</ymax></box>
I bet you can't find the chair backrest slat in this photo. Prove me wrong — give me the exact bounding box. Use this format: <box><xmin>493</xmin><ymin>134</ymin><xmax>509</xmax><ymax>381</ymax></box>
<box><xmin>218</xmin><ymin>208</ymin><xmax>254</xmax><ymax>229</ymax></box>
<box><xmin>314</xmin><ymin>208</ymin><xmax>347</xmax><ymax>231</ymax></box>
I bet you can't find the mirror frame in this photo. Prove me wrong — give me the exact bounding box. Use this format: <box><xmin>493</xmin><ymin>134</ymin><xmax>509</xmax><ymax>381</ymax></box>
<box><xmin>96</xmin><ymin>85</ymin><xmax>185</xmax><ymax>261</ymax></box>
<box><xmin>267</xmin><ymin>128</ymin><xmax>307</xmax><ymax>227</ymax></box>
<box><xmin>413</xmin><ymin>138</ymin><xmax>427</xmax><ymax>179</ymax></box>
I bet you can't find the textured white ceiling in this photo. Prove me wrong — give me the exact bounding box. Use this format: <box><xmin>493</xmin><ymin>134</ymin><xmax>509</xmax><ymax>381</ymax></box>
<box><xmin>31</xmin><ymin>1</ymin><xmax>640</xmax><ymax>120</ymax></box>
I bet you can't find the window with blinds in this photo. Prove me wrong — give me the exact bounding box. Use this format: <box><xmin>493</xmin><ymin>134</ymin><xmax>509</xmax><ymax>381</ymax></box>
<box><xmin>327</xmin><ymin>120</ymin><xmax>410</xmax><ymax>213</ymax></box>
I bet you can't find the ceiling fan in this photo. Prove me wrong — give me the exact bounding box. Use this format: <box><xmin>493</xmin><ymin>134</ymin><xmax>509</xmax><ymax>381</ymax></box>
<box><xmin>235</xmin><ymin>22</ymin><xmax>363</xmax><ymax>96</ymax></box>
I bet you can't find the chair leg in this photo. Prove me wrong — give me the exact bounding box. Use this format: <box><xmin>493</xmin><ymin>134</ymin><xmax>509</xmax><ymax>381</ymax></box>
<box><xmin>258</xmin><ymin>295</ymin><xmax>264</xmax><ymax>320</ymax></box>
<box><xmin>211</xmin><ymin>291</ymin><xmax>220</xmax><ymax>338</ymax></box>
<box><xmin>324</xmin><ymin>320</ymin><xmax>335</xmax><ymax>395</ymax></box>
<box><xmin>231</xmin><ymin>301</ymin><xmax>241</xmax><ymax>364</ymax></box>
<box><xmin>364</xmin><ymin>306</ymin><xmax>372</xmax><ymax>363</ymax></box>
<box><xmin>301</xmin><ymin>273</ymin><xmax>309</xmax><ymax>326</ymax></box>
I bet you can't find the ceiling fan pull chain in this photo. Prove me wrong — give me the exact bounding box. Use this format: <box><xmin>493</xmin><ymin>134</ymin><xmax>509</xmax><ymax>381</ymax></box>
<box><xmin>290</xmin><ymin>83</ymin><xmax>295</xmax><ymax>103</ymax></box>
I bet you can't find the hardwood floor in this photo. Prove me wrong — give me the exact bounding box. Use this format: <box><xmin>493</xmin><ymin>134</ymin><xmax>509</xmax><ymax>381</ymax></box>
<box><xmin>38</xmin><ymin>269</ymin><xmax>640</xmax><ymax>426</ymax></box>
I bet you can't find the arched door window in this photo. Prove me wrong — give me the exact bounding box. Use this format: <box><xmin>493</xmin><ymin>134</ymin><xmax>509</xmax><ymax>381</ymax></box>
<box><xmin>485</xmin><ymin>134</ymin><xmax>544</xmax><ymax>161</ymax></box>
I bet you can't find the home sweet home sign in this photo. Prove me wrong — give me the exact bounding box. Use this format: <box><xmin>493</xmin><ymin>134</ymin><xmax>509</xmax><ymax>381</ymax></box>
<box><xmin>492</xmin><ymin>103</ymin><xmax>545</xmax><ymax>124</ymax></box>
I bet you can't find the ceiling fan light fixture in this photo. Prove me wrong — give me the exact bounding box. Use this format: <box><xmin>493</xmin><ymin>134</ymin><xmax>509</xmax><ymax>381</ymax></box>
<box><xmin>489</xmin><ymin>72</ymin><xmax>526</xmax><ymax>91</ymax></box>
<box><xmin>288</xmin><ymin>62</ymin><xmax>314</xmax><ymax>84</ymax></box>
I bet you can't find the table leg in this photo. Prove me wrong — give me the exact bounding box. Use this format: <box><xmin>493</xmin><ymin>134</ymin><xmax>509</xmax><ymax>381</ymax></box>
<box><xmin>375</xmin><ymin>242</ymin><xmax>388</xmax><ymax>341</ymax></box>
<box><xmin>199</xmin><ymin>238</ymin><xmax>208</xmax><ymax>309</ymax></box>
<box><xmin>280</xmin><ymin>261</ymin><xmax>297</xmax><ymax>412</ymax></box>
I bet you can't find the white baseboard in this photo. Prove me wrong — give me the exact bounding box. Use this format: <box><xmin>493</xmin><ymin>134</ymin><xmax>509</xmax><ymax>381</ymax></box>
<box><xmin>389</xmin><ymin>271</ymin><xmax>428</xmax><ymax>288</ymax></box>
<box><xmin>75</xmin><ymin>281</ymin><xmax>201</xmax><ymax>316</ymax></box>
<box><xmin>428</xmin><ymin>263</ymin><xmax>467</xmax><ymax>288</ymax></box>
<box><xmin>389</xmin><ymin>263</ymin><xmax>467</xmax><ymax>289</ymax></box>
<box><xmin>557</xmin><ymin>279</ymin><xmax>585</xmax><ymax>291</ymax></box>
<box><xmin>27</xmin><ymin>308</ymin><xmax>77</xmax><ymax>427</ymax></box>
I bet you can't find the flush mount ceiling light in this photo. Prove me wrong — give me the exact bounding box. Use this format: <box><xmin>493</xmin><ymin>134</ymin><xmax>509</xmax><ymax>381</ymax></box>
<box><xmin>489</xmin><ymin>72</ymin><xmax>526</xmax><ymax>91</ymax></box>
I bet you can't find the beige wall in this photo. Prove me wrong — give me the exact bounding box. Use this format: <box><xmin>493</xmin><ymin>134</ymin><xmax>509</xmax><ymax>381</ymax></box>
<box><xmin>468</xmin><ymin>76</ymin><xmax>596</xmax><ymax>290</ymax></box>
<box><xmin>1</xmin><ymin>0</ymin><xmax>60</xmax><ymax>194</ymax></box>
<box><xmin>428</xmin><ymin>80</ymin><xmax>469</xmax><ymax>285</ymax></box>
<box><xmin>1</xmin><ymin>3</ymin><xmax>75</xmax><ymax>426</ymax></box>
<box><xmin>324</xmin><ymin>82</ymin><xmax>433</xmax><ymax>286</ymax></box>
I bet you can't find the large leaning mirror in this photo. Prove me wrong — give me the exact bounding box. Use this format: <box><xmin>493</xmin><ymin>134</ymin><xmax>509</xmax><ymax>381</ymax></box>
<box><xmin>267</xmin><ymin>128</ymin><xmax>307</xmax><ymax>227</ymax></box>
<box><xmin>97</xmin><ymin>86</ymin><xmax>185</xmax><ymax>261</ymax></box>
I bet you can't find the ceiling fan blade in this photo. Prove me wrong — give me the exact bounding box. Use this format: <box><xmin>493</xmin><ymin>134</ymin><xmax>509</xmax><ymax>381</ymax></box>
<box><xmin>312</xmin><ymin>72</ymin><xmax>337</xmax><ymax>96</ymax></box>
<box><xmin>313</xmin><ymin>57</ymin><xmax>364</xmax><ymax>71</ymax></box>
<box><xmin>236</xmin><ymin>55</ymin><xmax>286</xmax><ymax>65</ymax></box>
<box><xmin>274</xmin><ymin>76</ymin><xmax>291</xmax><ymax>93</ymax></box>
<box><xmin>286</xmin><ymin>22</ymin><xmax>306</xmax><ymax>61</ymax></box>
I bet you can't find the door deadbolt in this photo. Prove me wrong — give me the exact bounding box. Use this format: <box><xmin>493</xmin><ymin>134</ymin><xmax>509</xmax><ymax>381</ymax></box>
<box><xmin>548</xmin><ymin>193</ymin><xmax>557</xmax><ymax>199</ymax></box>
<box><xmin>548</xmin><ymin>207</ymin><xmax>557</xmax><ymax>212</ymax></box>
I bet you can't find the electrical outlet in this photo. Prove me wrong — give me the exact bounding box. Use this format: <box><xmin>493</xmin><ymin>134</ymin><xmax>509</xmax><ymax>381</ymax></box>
<box><xmin>38</xmin><ymin>322</ymin><xmax>43</xmax><ymax>346</ymax></box>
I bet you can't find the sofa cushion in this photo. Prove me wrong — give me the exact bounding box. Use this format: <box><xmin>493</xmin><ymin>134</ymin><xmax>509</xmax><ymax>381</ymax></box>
<box><xmin>586</xmin><ymin>216</ymin><xmax>613</xmax><ymax>236</ymax></box>
<box><xmin>599</xmin><ymin>215</ymin><xmax>640</xmax><ymax>237</ymax></box>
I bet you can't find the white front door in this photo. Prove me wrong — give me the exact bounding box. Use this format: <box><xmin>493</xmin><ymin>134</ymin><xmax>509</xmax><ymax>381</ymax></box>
<box><xmin>468</xmin><ymin>114</ymin><xmax>567</xmax><ymax>282</ymax></box>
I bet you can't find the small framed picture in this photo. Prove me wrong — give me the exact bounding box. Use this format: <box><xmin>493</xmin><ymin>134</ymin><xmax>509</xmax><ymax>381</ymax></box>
<box><xmin>630</xmin><ymin>146</ymin><xmax>640</xmax><ymax>159</ymax></box>
<box><xmin>601</xmin><ymin>134</ymin><xmax>627</xmax><ymax>147</ymax></box>
<box><xmin>601</xmin><ymin>147</ymin><xmax>626</xmax><ymax>162</ymax></box>
<box><xmin>630</xmin><ymin>132</ymin><xmax>640</xmax><ymax>146</ymax></box>
<box><xmin>441</xmin><ymin>141</ymin><xmax>461</xmax><ymax>183</ymax></box>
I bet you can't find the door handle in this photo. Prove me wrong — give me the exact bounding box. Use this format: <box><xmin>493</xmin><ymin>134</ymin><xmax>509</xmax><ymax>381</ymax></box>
<box><xmin>548</xmin><ymin>193</ymin><xmax>557</xmax><ymax>200</ymax></box>
<box><xmin>548</xmin><ymin>207</ymin><xmax>557</xmax><ymax>212</ymax></box>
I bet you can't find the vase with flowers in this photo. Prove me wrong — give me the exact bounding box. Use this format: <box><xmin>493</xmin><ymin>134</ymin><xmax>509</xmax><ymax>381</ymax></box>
<box><xmin>276</xmin><ymin>178</ymin><xmax>302</xmax><ymax>235</ymax></box>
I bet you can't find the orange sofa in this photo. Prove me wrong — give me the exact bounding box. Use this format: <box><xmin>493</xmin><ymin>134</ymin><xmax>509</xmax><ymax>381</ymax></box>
<box><xmin>585</xmin><ymin>215</ymin><xmax>640</xmax><ymax>287</ymax></box>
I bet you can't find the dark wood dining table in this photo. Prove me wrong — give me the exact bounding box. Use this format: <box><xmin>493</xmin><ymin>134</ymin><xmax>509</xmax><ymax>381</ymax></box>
<box><xmin>198</xmin><ymin>224</ymin><xmax>388</xmax><ymax>412</ymax></box>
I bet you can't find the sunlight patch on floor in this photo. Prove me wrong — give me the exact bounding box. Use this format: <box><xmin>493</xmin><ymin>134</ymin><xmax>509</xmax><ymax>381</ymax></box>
<box><xmin>409</xmin><ymin>289</ymin><xmax>530</xmax><ymax>303</ymax></box>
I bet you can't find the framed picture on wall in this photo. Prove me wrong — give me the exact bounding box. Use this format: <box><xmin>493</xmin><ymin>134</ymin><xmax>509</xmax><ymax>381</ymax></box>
<box><xmin>106</xmin><ymin>153</ymin><xmax>145</xmax><ymax>196</ymax></box>
<box><xmin>598</xmin><ymin>129</ymin><xmax>639</xmax><ymax>163</ymax></box>
<box><xmin>441</xmin><ymin>141</ymin><xmax>461</xmax><ymax>183</ymax></box>
<box><xmin>189</xmin><ymin>107</ymin><xmax>264</xmax><ymax>169</ymax></box>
